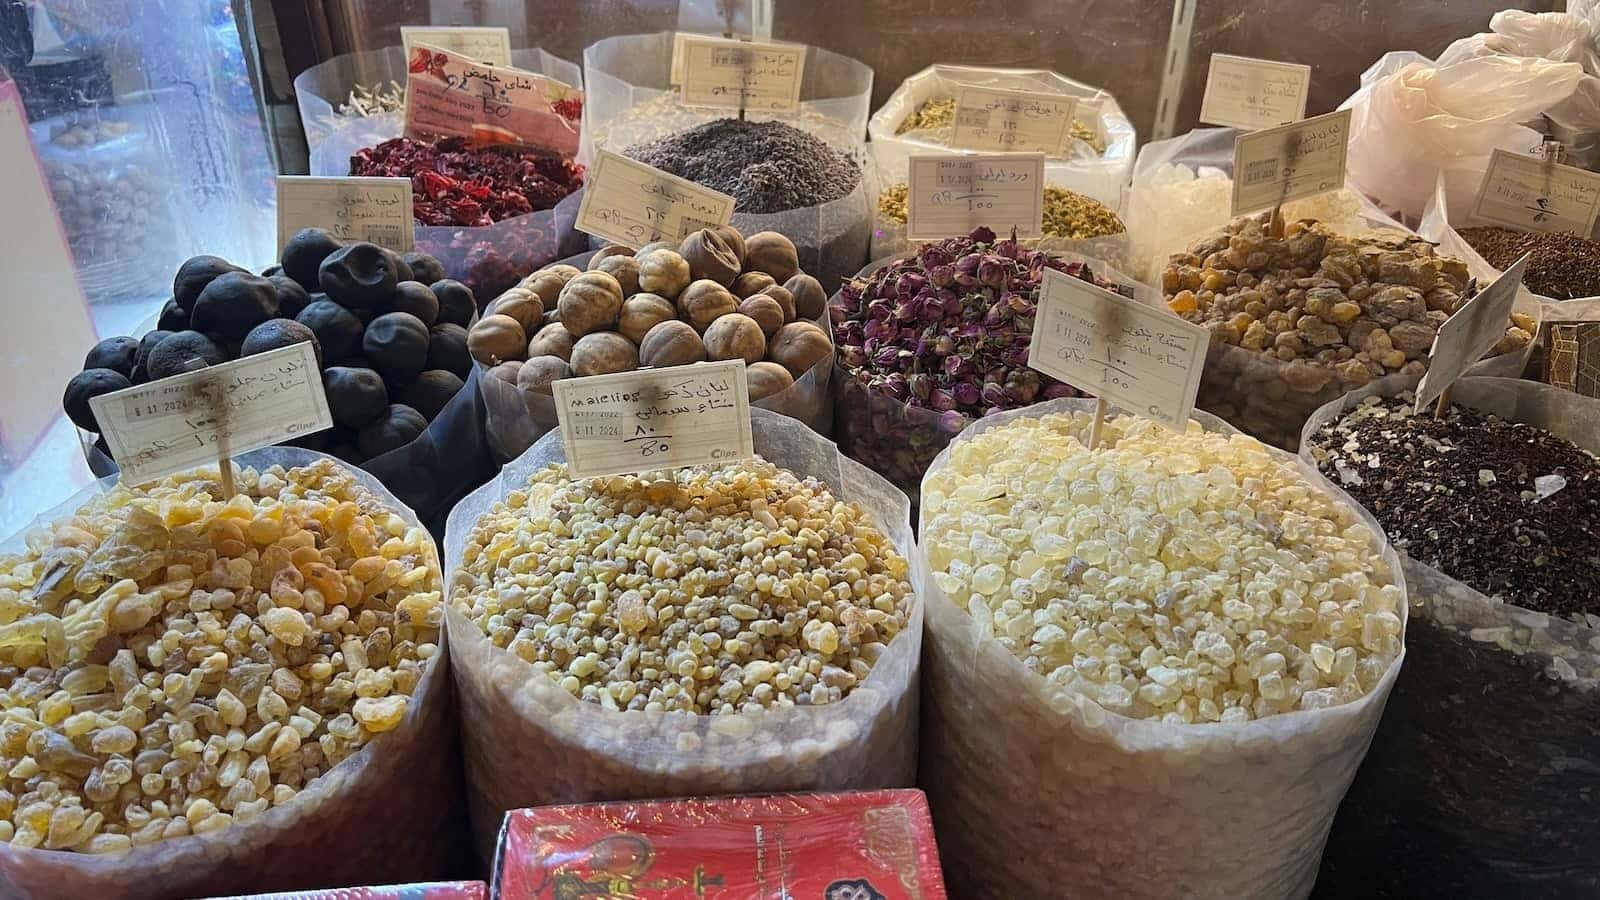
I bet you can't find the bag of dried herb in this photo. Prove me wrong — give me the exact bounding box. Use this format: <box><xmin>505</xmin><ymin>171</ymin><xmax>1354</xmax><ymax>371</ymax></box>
<box><xmin>581</xmin><ymin>32</ymin><xmax>874</xmax><ymax>293</ymax></box>
<box><xmin>0</xmin><ymin>448</ymin><xmax>458</xmax><ymax>899</ymax></box>
<box><xmin>919</xmin><ymin>398</ymin><xmax>1406</xmax><ymax>899</ymax></box>
<box><xmin>443</xmin><ymin>408</ymin><xmax>923</xmax><ymax>859</ymax></box>
<box><xmin>870</xmin><ymin>178</ymin><xmax>1132</xmax><ymax>271</ymax></box>
<box><xmin>1303</xmin><ymin>374</ymin><xmax>1600</xmax><ymax>898</ymax></box>
<box><xmin>829</xmin><ymin>227</ymin><xmax>1152</xmax><ymax>504</ymax></box>
<box><xmin>300</xmin><ymin>46</ymin><xmax>590</xmax><ymax>300</ymax></box>
<box><xmin>867</xmin><ymin>64</ymin><xmax>1136</xmax><ymax>214</ymax></box>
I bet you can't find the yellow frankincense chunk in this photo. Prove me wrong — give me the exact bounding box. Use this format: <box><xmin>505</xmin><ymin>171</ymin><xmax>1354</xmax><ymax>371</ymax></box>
<box><xmin>0</xmin><ymin>460</ymin><xmax>443</xmax><ymax>853</ymax></box>
<box><xmin>921</xmin><ymin>412</ymin><xmax>1403</xmax><ymax>725</ymax></box>
<box><xmin>452</xmin><ymin>456</ymin><xmax>913</xmax><ymax>716</ymax></box>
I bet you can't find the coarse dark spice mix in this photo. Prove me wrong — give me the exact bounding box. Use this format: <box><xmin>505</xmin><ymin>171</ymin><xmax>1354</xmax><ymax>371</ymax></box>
<box><xmin>1458</xmin><ymin>225</ymin><xmax>1600</xmax><ymax>300</ymax></box>
<box><xmin>625</xmin><ymin>118</ymin><xmax>860</xmax><ymax>215</ymax></box>
<box><xmin>1309</xmin><ymin>393</ymin><xmax>1600</xmax><ymax>618</ymax></box>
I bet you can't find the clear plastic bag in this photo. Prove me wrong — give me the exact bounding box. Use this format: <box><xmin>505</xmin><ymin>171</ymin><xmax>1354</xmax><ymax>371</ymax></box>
<box><xmin>0</xmin><ymin>448</ymin><xmax>460</xmax><ymax>900</ymax></box>
<box><xmin>866</xmin><ymin>65</ymin><xmax>1135</xmax><ymax>212</ymax></box>
<box><xmin>581</xmin><ymin>32</ymin><xmax>874</xmax><ymax>292</ymax></box>
<box><xmin>1301</xmin><ymin>375</ymin><xmax>1600</xmax><ymax>898</ymax></box>
<box><xmin>1340</xmin><ymin>50</ymin><xmax>1586</xmax><ymax>223</ymax></box>
<box><xmin>297</xmin><ymin>47</ymin><xmax>589</xmax><ymax>299</ymax></box>
<box><xmin>442</xmin><ymin>408</ymin><xmax>924</xmax><ymax>859</ymax></box>
<box><xmin>919</xmin><ymin>398</ymin><xmax>1406</xmax><ymax>900</ymax></box>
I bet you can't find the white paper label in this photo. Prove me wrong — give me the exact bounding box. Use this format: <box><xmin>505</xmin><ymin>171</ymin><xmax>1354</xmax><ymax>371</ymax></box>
<box><xmin>404</xmin><ymin>42</ymin><xmax>584</xmax><ymax>157</ymax></box>
<box><xmin>89</xmin><ymin>343</ymin><xmax>333</xmax><ymax>485</ymax></box>
<box><xmin>400</xmin><ymin>26</ymin><xmax>512</xmax><ymax>66</ymax></box>
<box><xmin>1031</xmin><ymin>267</ymin><xmax>1210</xmax><ymax>430</ymax></box>
<box><xmin>678</xmin><ymin>35</ymin><xmax>805</xmax><ymax>113</ymax></box>
<box><xmin>1230</xmin><ymin>108</ymin><xmax>1351</xmax><ymax>216</ymax></box>
<box><xmin>1200</xmin><ymin>54</ymin><xmax>1312</xmax><ymax>131</ymax></box>
<box><xmin>949</xmin><ymin>86</ymin><xmax>1079</xmax><ymax>156</ymax></box>
<box><xmin>554</xmin><ymin>361</ymin><xmax>754</xmax><ymax>478</ymax></box>
<box><xmin>575</xmin><ymin>150</ymin><xmax>736</xmax><ymax>249</ymax></box>
<box><xmin>1470</xmin><ymin>148</ymin><xmax>1600</xmax><ymax>236</ymax></box>
<box><xmin>905</xmin><ymin>153</ymin><xmax>1045</xmax><ymax>241</ymax></box>
<box><xmin>276</xmin><ymin>176</ymin><xmax>414</xmax><ymax>254</ymax></box>
<box><xmin>1415</xmin><ymin>253</ymin><xmax>1529</xmax><ymax>411</ymax></box>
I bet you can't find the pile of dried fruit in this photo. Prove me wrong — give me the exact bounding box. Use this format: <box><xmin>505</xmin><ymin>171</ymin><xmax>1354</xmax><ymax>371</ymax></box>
<box><xmin>350</xmin><ymin>137</ymin><xmax>583</xmax><ymax>228</ymax></box>
<box><xmin>470</xmin><ymin>225</ymin><xmax>832</xmax><ymax>412</ymax></box>
<box><xmin>0</xmin><ymin>458</ymin><xmax>443</xmax><ymax>852</ymax></box>
<box><xmin>63</xmin><ymin>232</ymin><xmax>477</xmax><ymax>467</ymax></box>
<box><xmin>451</xmin><ymin>457</ymin><xmax>913</xmax><ymax>714</ymax></box>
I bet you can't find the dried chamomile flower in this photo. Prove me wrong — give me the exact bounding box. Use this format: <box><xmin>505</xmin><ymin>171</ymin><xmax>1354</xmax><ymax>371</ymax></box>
<box><xmin>921</xmin><ymin>411</ymin><xmax>1403</xmax><ymax>724</ymax></box>
<box><xmin>0</xmin><ymin>459</ymin><xmax>443</xmax><ymax>853</ymax></box>
<box><xmin>452</xmin><ymin>456</ymin><xmax>912</xmax><ymax>715</ymax></box>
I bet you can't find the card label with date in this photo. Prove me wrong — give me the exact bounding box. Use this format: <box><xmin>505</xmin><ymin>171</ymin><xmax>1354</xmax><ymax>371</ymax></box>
<box><xmin>554</xmin><ymin>360</ymin><xmax>753</xmax><ymax>478</ymax></box>
<box><xmin>1031</xmin><ymin>267</ymin><xmax>1210</xmax><ymax>431</ymax></box>
<box><xmin>90</xmin><ymin>343</ymin><xmax>333</xmax><ymax>484</ymax></box>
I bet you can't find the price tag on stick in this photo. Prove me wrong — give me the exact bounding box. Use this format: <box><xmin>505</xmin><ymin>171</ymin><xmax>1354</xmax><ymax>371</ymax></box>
<box><xmin>1199</xmin><ymin>54</ymin><xmax>1312</xmax><ymax>131</ymax></box>
<box><xmin>1414</xmin><ymin>253</ymin><xmax>1530</xmax><ymax>414</ymax></box>
<box><xmin>400</xmin><ymin>26</ymin><xmax>512</xmax><ymax>66</ymax></box>
<box><xmin>553</xmin><ymin>360</ymin><xmax>754</xmax><ymax>479</ymax></box>
<box><xmin>1030</xmin><ymin>267</ymin><xmax>1210</xmax><ymax>434</ymax></box>
<box><xmin>1470</xmin><ymin>148</ymin><xmax>1600</xmax><ymax>236</ymax></box>
<box><xmin>276</xmin><ymin>176</ymin><xmax>414</xmax><ymax>253</ymax></box>
<box><xmin>678</xmin><ymin>34</ymin><xmax>805</xmax><ymax>114</ymax></box>
<box><xmin>89</xmin><ymin>343</ymin><xmax>333</xmax><ymax>486</ymax></box>
<box><xmin>950</xmin><ymin>86</ymin><xmax>1079</xmax><ymax>155</ymax></box>
<box><xmin>905</xmin><ymin>153</ymin><xmax>1045</xmax><ymax>241</ymax></box>
<box><xmin>1231</xmin><ymin>108</ymin><xmax>1351</xmax><ymax>218</ymax></box>
<box><xmin>575</xmin><ymin>150</ymin><xmax>736</xmax><ymax>249</ymax></box>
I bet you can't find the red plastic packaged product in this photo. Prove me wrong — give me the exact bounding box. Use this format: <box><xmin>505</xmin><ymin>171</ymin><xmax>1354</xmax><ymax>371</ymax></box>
<box><xmin>493</xmin><ymin>790</ymin><xmax>946</xmax><ymax>899</ymax></box>
<box><xmin>206</xmin><ymin>883</ymin><xmax>487</xmax><ymax>900</ymax></box>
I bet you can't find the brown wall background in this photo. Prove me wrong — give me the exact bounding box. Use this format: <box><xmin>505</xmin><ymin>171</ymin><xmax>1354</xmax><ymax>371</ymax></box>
<box><xmin>286</xmin><ymin>0</ymin><xmax>1562</xmax><ymax>146</ymax></box>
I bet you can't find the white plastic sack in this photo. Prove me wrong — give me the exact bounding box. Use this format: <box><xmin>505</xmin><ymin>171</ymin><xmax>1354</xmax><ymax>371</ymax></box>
<box><xmin>581</xmin><ymin>32</ymin><xmax>874</xmax><ymax>292</ymax></box>
<box><xmin>0</xmin><ymin>448</ymin><xmax>457</xmax><ymax>900</ymax></box>
<box><xmin>867</xmin><ymin>65</ymin><xmax>1134</xmax><ymax>213</ymax></box>
<box><xmin>1302</xmin><ymin>375</ymin><xmax>1600</xmax><ymax>897</ymax></box>
<box><xmin>1341</xmin><ymin>50</ymin><xmax>1585</xmax><ymax>223</ymax></box>
<box><xmin>443</xmin><ymin>408</ymin><xmax>923</xmax><ymax>859</ymax></box>
<box><xmin>918</xmin><ymin>398</ymin><xmax>1405</xmax><ymax>900</ymax></box>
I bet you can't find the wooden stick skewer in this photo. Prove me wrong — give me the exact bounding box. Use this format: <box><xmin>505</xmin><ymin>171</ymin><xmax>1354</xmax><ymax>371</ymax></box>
<box><xmin>1088</xmin><ymin>397</ymin><xmax>1108</xmax><ymax>450</ymax></box>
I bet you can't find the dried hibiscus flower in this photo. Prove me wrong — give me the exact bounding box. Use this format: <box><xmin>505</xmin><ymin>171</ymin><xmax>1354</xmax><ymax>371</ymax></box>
<box><xmin>349</xmin><ymin>136</ymin><xmax>583</xmax><ymax>227</ymax></box>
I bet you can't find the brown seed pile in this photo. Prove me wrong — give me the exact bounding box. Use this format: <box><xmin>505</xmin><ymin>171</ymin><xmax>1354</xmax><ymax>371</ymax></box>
<box><xmin>1458</xmin><ymin>225</ymin><xmax>1600</xmax><ymax>300</ymax></box>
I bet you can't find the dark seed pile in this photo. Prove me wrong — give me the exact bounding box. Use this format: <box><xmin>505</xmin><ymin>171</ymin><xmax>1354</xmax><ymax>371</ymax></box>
<box><xmin>1458</xmin><ymin>225</ymin><xmax>1600</xmax><ymax>300</ymax></box>
<box><xmin>1309</xmin><ymin>393</ymin><xmax>1600</xmax><ymax>618</ymax></box>
<box><xmin>625</xmin><ymin>118</ymin><xmax>860</xmax><ymax>215</ymax></box>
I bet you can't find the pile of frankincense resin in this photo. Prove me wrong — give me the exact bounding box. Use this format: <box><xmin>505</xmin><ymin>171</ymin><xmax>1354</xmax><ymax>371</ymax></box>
<box><xmin>452</xmin><ymin>458</ymin><xmax>912</xmax><ymax>715</ymax></box>
<box><xmin>921</xmin><ymin>411</ymin><xmax>1403</xmax><ymax>723</ymax></box>
<box><xmin>0</xmin><ymin>459</ymin><xmax>443</xmax><ymax>853</ymax></box>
